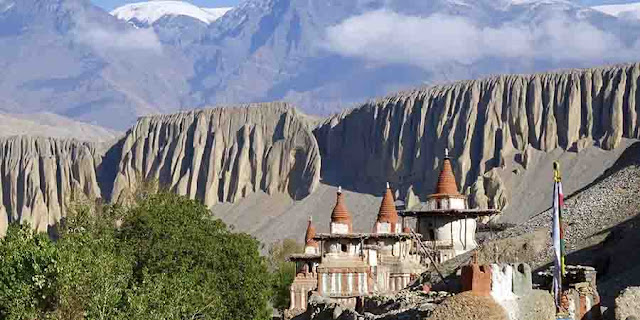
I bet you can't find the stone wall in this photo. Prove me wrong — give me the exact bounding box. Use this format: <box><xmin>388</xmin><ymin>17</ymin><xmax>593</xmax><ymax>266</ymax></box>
<box><xmin>489</xmin><ymin>263</ymin><xmax>554</xmax><ymax>320</ymax></box>
<box><xmin>562</xmin><ymin>286</ymin><xmax>602</xmax><ymax>320</ymax></box>
<box><xmin>290</xmin><ymin>272</ymin><xmax>318</xmax><ymax>312</ymax></box>
<box><xmin>553</xmin><ymin>266</ymin><xmax>603</xmax><ymax>320</ymax></box>
<box><xmin>461</xmin><ymin>262</ymin><xmax>492</xmax><ymax>296</ymax></box>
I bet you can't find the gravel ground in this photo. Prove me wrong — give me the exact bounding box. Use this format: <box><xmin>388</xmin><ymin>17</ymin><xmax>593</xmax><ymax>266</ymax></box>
<box><xmin>428</xmin><ymin>292</ymin><xmax>508</xmax><ymax>320</ymax></box>
<box><xmin>475</xmin><ymin>154</ymin><xmax>640</xmax><ymax>309</ymax></box>
<box><xmin>485</xmin><ymin>164</ymin><xmax>640</xmax><ymax>268</ymax></box>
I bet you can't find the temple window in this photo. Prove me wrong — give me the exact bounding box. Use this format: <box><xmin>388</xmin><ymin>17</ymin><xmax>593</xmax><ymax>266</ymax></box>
<box><xmin>341</xmin><ymin>243</ymin><xmax>348</xmax><ymax>253</ymax></box>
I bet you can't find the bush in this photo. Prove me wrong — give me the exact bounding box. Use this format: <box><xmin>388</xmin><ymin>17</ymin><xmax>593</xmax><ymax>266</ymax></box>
<box><xmin>0</xmin><ymin>224</ymin><xmax>58</xmax><ymax>320</ymax></box>
<box><xmin>268</xmin><ymin>239</ymin><xmax>303</xmax><ymax>311</ymax></box>
<box><xmin>54</xmin><ymin>201</ymin><xmax>132</xmax><ymax>320</ymax></box>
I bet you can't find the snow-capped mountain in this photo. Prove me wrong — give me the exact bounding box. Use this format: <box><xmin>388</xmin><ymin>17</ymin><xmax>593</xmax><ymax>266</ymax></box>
<box><xmin>111</xmin><ymin>1</ymin><xmax>232</xmax><ymax>27</ymax></box>
<box><xmin>0</xmin><ymin>0</ymin><xmax>192</xmax><ymax>129</ymax></box>
<box><xmin>184</xmin><ymin>0</ymin><xmax>640</xmax><ymax>113</ymax></box>
<box><xmin>592</xmin><ymin>2</ymin><xmax>640</xmax><ymax>20</ymax></box>
<box><xmin>1</xmin><ymin>0</ymin><xmax>640</xmax><ymax>129</ymax></box>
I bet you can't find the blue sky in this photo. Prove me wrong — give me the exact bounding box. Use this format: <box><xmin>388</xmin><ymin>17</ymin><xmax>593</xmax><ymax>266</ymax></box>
<box><xmin>92</xmin><ymin>0</ymin><xmax>241</xmax><ymax>11</ymax></box>
<box><xmin>90</xmin><ymin>0</ymin><xmax>639</xmax><ymax>11</ymax></box>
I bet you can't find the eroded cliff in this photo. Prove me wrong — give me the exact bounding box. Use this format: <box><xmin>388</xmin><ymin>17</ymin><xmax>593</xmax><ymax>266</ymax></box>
<box><xmin>314</xmin><ymin>63</ymin><xmax>640</xmax><ymax>215</ymax></box>
<box><xmin>2</xmin><ymin>63</ymin><xmax>640</xmax><ymax>239</ymax></box>
<box><xmin>110</xmin><ymin>103</ymin><xmax>322</xmax><ymax>206</ymax></box>
<box><xmin>0</xmin><ymin>136</ymin><xmax>101</xmax><ymax>236</ymax></box>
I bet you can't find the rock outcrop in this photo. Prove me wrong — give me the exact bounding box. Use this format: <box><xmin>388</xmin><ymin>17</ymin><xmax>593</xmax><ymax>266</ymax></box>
<box><xmin>0</xmin><ymin>136</ymin><xmax>101</xmax><ymax>236</ymax></box>
<box><xmin>2</xmin><ymin>63</ymin><xmax>640</xmax><ymax>240</ymax></box>
<box><xmin>314</xmin><ymin>63</ymin><xmax>640</xmax><ymax>214</ymax></box>
<box><xmin>616</xmin><ymin>287</ymin><xmax>640</xmax><ymax>320</ymax></box>
<box><xmin>111</xmin><ymin>103</ymin><xmax>321</xmax><ymax>206</ymax></box>
<box><xmin>429</xmin><ymin>292</ymin><xmax>509</xmax><ymax>320</ymax></box>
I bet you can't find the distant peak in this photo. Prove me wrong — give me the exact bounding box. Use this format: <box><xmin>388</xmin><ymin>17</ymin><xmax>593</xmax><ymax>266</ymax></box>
<box><xmin>110</xmin><ymin>1</ymin><xmax>232</xmax><ymax>26</ymax></box>
<box><xmin>591</xmin><ymin>2</ymin><xmax>640</xmax><ymax>21</ymax></box>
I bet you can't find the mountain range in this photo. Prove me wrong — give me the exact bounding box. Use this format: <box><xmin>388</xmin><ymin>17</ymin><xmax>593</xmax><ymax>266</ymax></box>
<box><xmin>1</xmin><ymin>0</ymin><xmax>640</xmax><ymax>130</ymax></box>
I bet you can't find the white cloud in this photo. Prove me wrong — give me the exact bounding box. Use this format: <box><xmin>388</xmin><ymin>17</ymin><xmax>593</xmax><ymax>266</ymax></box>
<box><xmin>71</xmin><ymin>9</ymin><xmax>163</xmax><ymax>56</ymax></box>
<box><xmin>75</xmin><ymin>25</ymin><xmax>163</xmax><ymax>54</ymax></box>
<box><xmin>324</xmin><ymin>10</ymin><xmax>639</xmax><ymax>69</ymax></box>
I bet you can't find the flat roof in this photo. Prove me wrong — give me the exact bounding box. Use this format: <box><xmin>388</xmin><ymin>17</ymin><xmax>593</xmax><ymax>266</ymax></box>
<box><xmin>313</xmin><ymin>233</ymin><xmax>419</xmax><ymax>240</ymax></box>
<box><xmin>287</xmin><ymin>254</ymin><xmax>322</xmax><ymax>261</ymax></box>
<box><xmin>400</xmin><ymin>207</ymin><xmax>500</xmax><ymax>217</ymax></box>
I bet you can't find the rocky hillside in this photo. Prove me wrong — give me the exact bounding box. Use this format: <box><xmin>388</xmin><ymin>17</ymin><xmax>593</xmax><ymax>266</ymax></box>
<box><xmin>1</xmin><ymin>63</ymin><xmax>640</xmax><ymax>243</ymax></box>
<box><xmin>316</xmin><ymin>62</ymin><xmax>640</xmax><ymax>222</ymax></box>
<box><xmin>486</xmin><ymin>141</ymin><xmax>640</xmax><ymax>305</ymax></box>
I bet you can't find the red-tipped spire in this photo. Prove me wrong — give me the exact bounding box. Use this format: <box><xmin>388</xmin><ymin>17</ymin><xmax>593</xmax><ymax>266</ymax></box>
<box><xmin>305</xmin><ymin>216</ymin><xmax>318</xmax><ymax>248</ymax></box>
<box><xmin>331</xmin><ymin>186</ymin><xmax>352</xmax><ymax>231</ymax></box>
<box><xmin>377</xmin><ymin>182</ymin><xmax>399</xmax><ymax>231</ymax></box>
<box><xmin>433</xmin><ymin>148</ymin><xmax>461</xmax><ymax>196</ymax></box>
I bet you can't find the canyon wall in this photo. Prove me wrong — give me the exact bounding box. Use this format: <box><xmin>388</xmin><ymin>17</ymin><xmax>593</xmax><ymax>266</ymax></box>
<box><xmin>0</xmin><ymin>136</ymin><xmax>101</xmax><ymax>236</ymax></box>
<box><xmin>314</xmin><ymin>63</ymin><xmax>640</xmax><ymax>212</ymax></box>
<box><xmin>110</xmin><ymin>103</ymin><xmax>322</xmax><ymax>206</ymax></box>
<box><xmin>2</xmin><ymin>63</ymin><xmax>640</xmax><ymax>238</ymax></box>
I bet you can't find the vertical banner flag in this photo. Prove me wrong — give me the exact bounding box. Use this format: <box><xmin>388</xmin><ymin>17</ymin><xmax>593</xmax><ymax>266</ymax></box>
<box><xmin>552</xmin><ymin>161</ymin><xmax>566</xmax><ymax>307</ymax></box>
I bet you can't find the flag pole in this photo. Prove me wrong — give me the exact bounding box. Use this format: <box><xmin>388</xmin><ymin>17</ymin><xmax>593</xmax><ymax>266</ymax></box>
<box><xmin>552</xmin><ymin>161</ymin><xmax>565</xmax><ymax>310</ymax></box>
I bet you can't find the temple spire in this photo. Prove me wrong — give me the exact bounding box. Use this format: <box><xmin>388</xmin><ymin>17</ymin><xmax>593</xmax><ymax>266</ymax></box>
<box><xmin>433</xmin><ymin>149</ymin><xmax>460</xmax><ymax>196</ymax></box>
<box><xmin>376</xmin><ymin>182</ymin><xmax>399</xmax><ymax>233</ymax></box>
<box><xmin>305</xmin><ymin>216</ymin><xmax>318</xmax><ymax>248</ymax></box>
<box><xmin>331</xmin><ymin>186</ymin><xmax>352</xmax><ymax>233</ymax></box>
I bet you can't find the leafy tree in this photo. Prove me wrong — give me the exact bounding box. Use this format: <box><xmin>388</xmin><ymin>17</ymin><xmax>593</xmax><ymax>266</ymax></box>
<box><xmin>118</xmin><ymin>192</ymin><xmax>271</xmax><ymax>320</ymax></box>
<box><xmin>53</xmin><ymin>201</ymin><xmax>132</xmax><ymax>320</ymax></box>
<box><xmin>0</xmin><ymin>192</ymin><xmax>275</xmax><ymax>320</ymax></box>
<box><xmin>268</xmin><ymin>239</ymin><xmax>303</xmax><ymax>311</ymax></box>
<box><xmin>0</xmin><ymin>223</ymin><xmax>57</xmax><ymax>320</ymax></box>
<box><xmin>267</xmin><ymin>239</ymin><xmax>303</xmax><ymax>270</ymax></box>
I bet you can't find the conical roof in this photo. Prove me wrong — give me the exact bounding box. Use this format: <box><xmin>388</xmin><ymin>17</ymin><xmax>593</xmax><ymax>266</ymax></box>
<box><xmin>304</xmin><ymin>217</ymin><xmax>318</xmax><ymax>248</ymax></box>
<box><xmin>433</xmin><ymin>149</ymin><xmax>461</xmax><ymax>196</ymax></box>
<box><xmin>377</xmin><ymin>182</ymin><xmax>399</xmax><ymax>225</ymax></box>
<box><xmin>331</xmin><ymin>187</ymin><xmax>352</xmax><ymax>227</ymax></box>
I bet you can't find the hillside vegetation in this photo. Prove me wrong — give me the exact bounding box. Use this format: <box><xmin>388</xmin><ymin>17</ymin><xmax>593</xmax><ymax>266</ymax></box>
<box><xmin>0</xmin><ymin>192</ymin><xmax>273</xmax><ymax>320</ymax></box>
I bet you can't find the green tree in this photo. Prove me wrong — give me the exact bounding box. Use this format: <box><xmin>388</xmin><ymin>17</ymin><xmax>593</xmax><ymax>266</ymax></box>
<box><xmin>0</xmin><ymin>223</ymin><xmax>58</xmax><ymax>320</ymax></box>
<box><xmin>118</xmin><ymin>192</ymin><xmax>271</xmax><ymax>320</ymax></box>
<box><xmin>53</xmin><ymin>201</ymin><xmax>132</xmax><ymax>320</ymax></box>
<box><xmin>268</xmin><ymin>239</ymin><xmax>303</xmax><ymax>311</ymax></box>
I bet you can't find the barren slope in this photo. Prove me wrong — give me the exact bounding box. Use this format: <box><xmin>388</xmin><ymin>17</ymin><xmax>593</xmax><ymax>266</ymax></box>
<box><xmin>1</xmin><ymin>63</ymin><xmax>640</xmax><ymax>247</ymax></box>
<box><xmin>315</xmin><ymin>63</ymin><xmax>640</xmax><ymax>224</ymax></box>
<box><xmin>0</xmin><ymin>113</ymin><xmax>119</xmax><ymax>142</ymax></box>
